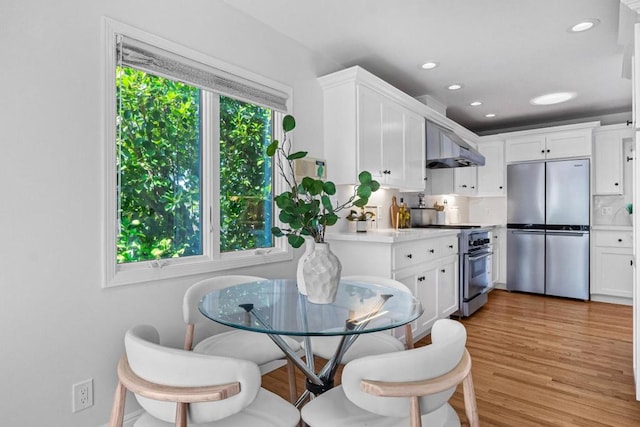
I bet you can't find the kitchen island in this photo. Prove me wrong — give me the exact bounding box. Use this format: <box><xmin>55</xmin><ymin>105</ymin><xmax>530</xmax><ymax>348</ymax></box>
<box><xmin>325</xmin><ymin>228</ymin><xmax>459</xmax><ymax>341</ymax></box>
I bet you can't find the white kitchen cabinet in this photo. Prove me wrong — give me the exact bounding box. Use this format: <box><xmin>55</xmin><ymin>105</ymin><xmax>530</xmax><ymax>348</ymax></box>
<box><xmin>505</xmin><ymin>124</ymin><xmax>596</xmax><ymax>163</ymax></box>
<box><xmin>428</xmin><ymin>166</ymin><xmax>477</xmax><ymax>196</ymax></box>
<box><xmin>319</xmin><ymin>67</ymin><xmax>425</xmax><ymax>191</ymax></box>
<box><xmin>476</xmin><ymin>139</ymin><xmax>505</xmax><ymax>197</ymax></box>
<box><xmin>592</xmin><ymin>229</ymin><xmax>633</xmax><ymax>303</ymax></box>
<box><xmin>490</xmin><ymin>227</ymin><xmax>506</xmax><ymax>285</ymax></box>
<box><xmin>505</xmin><ymin>134</ymin><xmax>546</xmax><ymax>162</ymax></box>
<box><xmin>327</xmin><ymin>231</ymin><xmax>459</xmax><ymax>340</ymax></box>
<box><xmin>593</xmin><ymin>125</ymin><xmax>633</xmax><ymax>195</ymax></box>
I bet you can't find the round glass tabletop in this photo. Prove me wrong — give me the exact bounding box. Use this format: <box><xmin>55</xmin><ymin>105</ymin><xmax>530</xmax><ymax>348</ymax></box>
<box><xmin>198</xmin><ymin>278</ymin><xmax>423</xmax><ymax>337</ymax></box>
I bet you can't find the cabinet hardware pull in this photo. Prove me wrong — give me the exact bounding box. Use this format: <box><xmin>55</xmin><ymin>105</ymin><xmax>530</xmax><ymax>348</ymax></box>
<box><xmin>631</xmin><ymin>260</ymin><xmax>634</xmax><ymax>266</ymax></box>
<box><xmin>499</xmin><ymin>186</ymin><xmax>503</xmax><ymax>189</ymax></box>
<box><xmin>541</xmin><ymin>150</ymin><xmax>545</xmax><ymax>153</ymax></box>
<box><xmin>471</xmin><ymin>186</ymin><xmax>475</xmax><ymax>189</ymax></box>
<box><xmin>406</xmin><ymin>254</ymin><xmax>413</xmax><ymax>259</ymax></box>
<box><xmin>546</xmin><ymin>149</ymin><xmax>550</xmax><ymax>153</ymax></box>
<box><xmin>429</xmin><ymin>249</ymin><xmax>435</xmax><ymax>253</ymax></box>
<box><xmin>461</xmin><ymin>184</ymin><xmax>467</xmax><ymax>188</ymax></box>
<box><xmin>627</xmin><ymin>156</ymin><xmax>634</xmax><ymax>162</ymax></box>
<box><xmin>418</xmin><ymin>276</ymin><xmax>425</xmax><ymax>281</ymax></box>
<box><xmin>441</xmin><ymin>269</ymin><xmax>446</xmax><ymax>273</ymax></box>
<box><xmin>615</xmin><ymin>182</ymin><xmax>619</xmax><ymax>186</ymax></box>
<box><xmin>627</xmin><ymin>120</ymin><xmax>633</xmax><ymax>126</ymax></box>
<box><xmin>448</xmin><ymin>245</ymin><xmax>454</xmax><ymax>248</ymax></box>
<box><xmin>618</xmin><ymin>239</ymin><xmax>623</xmax><ymax>242</ymax></box>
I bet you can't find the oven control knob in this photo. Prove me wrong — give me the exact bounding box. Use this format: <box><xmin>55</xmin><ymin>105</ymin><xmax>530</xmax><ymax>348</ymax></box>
<box><xmin>483</xmin><ymin>238</ymin><xmax>490</xmax><ymax>244</ymax></box>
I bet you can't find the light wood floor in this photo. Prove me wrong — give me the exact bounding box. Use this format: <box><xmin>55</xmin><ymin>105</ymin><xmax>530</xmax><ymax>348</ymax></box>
<box><xmin>262</xmin><ymin>290</ymin><xmax>640</xmax><ymax>426</ymax></box>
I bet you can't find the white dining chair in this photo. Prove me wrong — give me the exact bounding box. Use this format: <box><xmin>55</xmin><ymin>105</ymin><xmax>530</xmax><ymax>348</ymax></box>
<box><xmin>109</xmin><ymin>324</ymin><xmax>300</xmax><ymax>427</ymax></box>
<box><xmin>183</xmin><ymin>275</ymin><xmax>301</xmax><ymax>403</ymax></box>
<box><xmin>304</xmin><ymin>275</ymin><xmax>414</xmax><ymax>364</ymax></box>
<box><xmin>300</xmin><ymin>318</ymin><xmax>479</xmax><ymax>427</ymax></box>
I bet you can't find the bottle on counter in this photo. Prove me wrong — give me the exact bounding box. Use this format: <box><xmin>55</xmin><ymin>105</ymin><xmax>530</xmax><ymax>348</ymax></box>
<box><xmin>398</xmin><ymin>198</ymin><xmax>411</xmax><ymax>229</ymax></box>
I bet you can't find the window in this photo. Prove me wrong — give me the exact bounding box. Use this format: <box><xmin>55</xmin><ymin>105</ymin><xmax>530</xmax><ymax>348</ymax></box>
<box><xmin>104</xmin><ymin>19</ymin><xmax>292</xmax><ymax>286</ymax></box>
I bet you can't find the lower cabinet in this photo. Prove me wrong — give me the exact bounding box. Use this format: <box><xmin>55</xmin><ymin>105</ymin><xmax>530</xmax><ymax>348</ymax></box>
<box><xmin>328</xmin><ymin>232</ymin><xmax>459</xmax><ymax>341</ymax></box>
<box><xmin>591</xmin><ymin>229</ymin><xmax>633</xmax><ymax>304</ymax></box>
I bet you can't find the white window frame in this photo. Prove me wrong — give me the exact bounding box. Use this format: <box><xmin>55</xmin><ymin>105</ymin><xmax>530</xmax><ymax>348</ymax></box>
<box><xmin>102</xmin><ymin>18</ymin><xmax>293</xmax><ymax>287</ymax></box>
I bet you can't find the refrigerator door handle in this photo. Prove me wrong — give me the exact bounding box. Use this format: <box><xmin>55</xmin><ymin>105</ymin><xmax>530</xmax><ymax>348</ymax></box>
<box><xmin>546</xmin><ymin>232</ymin><xmax>587</xmax><ymax>237</ymax></box>
<box><xmin>511</xmin><ymin>230</ymin><xmax>545</xmax><ymax>235</ymax></box>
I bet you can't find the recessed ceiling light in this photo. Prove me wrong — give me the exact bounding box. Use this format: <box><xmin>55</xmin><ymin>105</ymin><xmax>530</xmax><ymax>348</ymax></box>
<box><xmin>530</xmin><ymin>92</ymin><xmax>576</xmax><ymax>106</ymax></box>
<box><xmin>421</xmin><ymin>62</ymin><xmax>438</xmax><ymax>70</ymax></box>
<box><xmin>470</xmin><ymin>101</ymin><xmax>482</xmax><ymax>107</ymax></box>
<box><xmin>447</xmin><ymin>84</ymin><xmax>462</xmax><ymax>91</ymax></box>
<box><xmin>485</xmin><ymin>113</ymin><xmax>496</xmax><ymax>118</ymax></box>
<box><xmin>570</xmin><ymin>19</ymin><xmax>600</xmax><ymax>33</ymax></box>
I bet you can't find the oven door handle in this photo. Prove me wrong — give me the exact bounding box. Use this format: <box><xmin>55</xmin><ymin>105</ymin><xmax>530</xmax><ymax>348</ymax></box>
<box><xmin>467</xmin><ymin>251</ymin><xmax>493</xmax><ymax>262</ymax></box>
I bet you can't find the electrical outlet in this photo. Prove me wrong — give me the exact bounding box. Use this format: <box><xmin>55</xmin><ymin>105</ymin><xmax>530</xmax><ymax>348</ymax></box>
<box><xmin>72</xmin><ymin>379</ymin><xmax>93</xmax><ymax>412</ymax></box>
<box><xmin>601</xmin><ymin>207</ymin><xmax>613</xmax><ymax>216</ymax></box>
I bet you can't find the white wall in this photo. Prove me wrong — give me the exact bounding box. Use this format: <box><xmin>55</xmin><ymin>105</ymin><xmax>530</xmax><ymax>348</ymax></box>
<box><xmin>0</xmin><ymin>1</ymin><xmax>340</xmax><ymax>425</ymax></box>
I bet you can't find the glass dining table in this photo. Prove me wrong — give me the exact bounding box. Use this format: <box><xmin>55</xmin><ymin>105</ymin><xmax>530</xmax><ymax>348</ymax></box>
<box><xmin>198</xmin><ymin>278</ymin><xmax>423</xmax><ymax>407</ymax></box>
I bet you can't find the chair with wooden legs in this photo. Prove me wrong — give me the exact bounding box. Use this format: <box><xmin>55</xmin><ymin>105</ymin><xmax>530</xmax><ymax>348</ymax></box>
<box><xmin>109</xmin><ymin>324</ymin><xmax>300</xmax><ymax>427</ymax></box>
<box><xmin>304</xmin><ymin>275</ymin><xmax>415</xmax><ymax>364</ymax></box>
<box><xmin>183</xmin><ymin>275</ymin><xmax>300</xmax><ymax>403</ymax></box>
<box><xmin>300</xmin><ymin>318</ymin><xmax>479</xmax><ymax>427</ymax></box>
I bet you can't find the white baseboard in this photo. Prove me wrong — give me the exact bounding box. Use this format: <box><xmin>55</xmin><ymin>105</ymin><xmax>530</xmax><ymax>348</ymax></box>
<box><xmin>590</xmin><ymin>294</ymin><xmax>632</xmax><ymax>306</ymax></box>
<box><xmin>100</xmin><ymin>409</ymin><xmax>143</xmax><ymax>427</ymax></box>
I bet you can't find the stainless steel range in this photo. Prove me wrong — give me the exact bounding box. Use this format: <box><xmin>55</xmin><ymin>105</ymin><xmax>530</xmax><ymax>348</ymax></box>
<box><xmin>458</xmin><ymin>228</ymin><xmax>492</xmax><ymax>317</ymax></box>
<box><xmin>411</xmin><ymin>225</ymin><xmax>493</xmax><ymax>316</ymax></box>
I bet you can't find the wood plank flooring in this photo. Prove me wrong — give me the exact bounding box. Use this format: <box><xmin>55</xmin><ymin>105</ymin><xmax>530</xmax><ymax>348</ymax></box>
<box><xmin>262</xmin><ymin>290</ymin><xmax>640</xmax><ymax>426</ymax></box>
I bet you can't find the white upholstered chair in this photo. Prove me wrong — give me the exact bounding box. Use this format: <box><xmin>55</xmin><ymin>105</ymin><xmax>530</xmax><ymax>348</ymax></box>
<box><xmin>109</xmin><ymin>325</ymin><xmax>300</xmax><ymax>427</ymax></box>
<box><xmin>183</xmin><ymin>275</ymin><xmax>301</xmax><ymax>402</ymax></box>
<box><xmin>300</xmin><ymin>319</ymin><xmax>479</xmax><ymax>427</ymax></box>
<box><xmin>305</xmin><ymin>275</ymin><xmax>414</xmax><ymax>364</ymax></box>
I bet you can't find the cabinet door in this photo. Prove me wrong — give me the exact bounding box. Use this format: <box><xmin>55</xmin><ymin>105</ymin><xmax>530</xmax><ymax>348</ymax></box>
<box><xmin>437</xmin><ymin>258</ymin><xmax>458</xmax><ymax>317</ymax></box>
<box><xmin>393</xmin><ymin>272</ymin><xmax>420</xmax><ymax>342</ymax></box>
<box><xmin>505</xmin><ymin>134</ymin><xmax>546</xmax><ymax>162</ymax></box>
<box><xmin>357</xmin><ymin>85</ymin><xmax>384</xmax><ymax>179</ymax></box>
<box><xmin>594</xmin><ymin>130</ymin><xmax>624</xmax><ymax>195</ymax></box>
<box><xmin>429</xmin><ymin>168</ymin><xmax>455</xmax><ymax>195</ymax></box>
<box><xmin>414</xmin><ymin>268</ymin><xmax>438</xmax><ymax>335</ymax></box>
<box><xmin>382</xmin><ymin>100</ymin><xmax>405</xmax><ymax>186</ymax></box>
<box><xmin>403</xmin><ymin>111</ymin><xmax>426</xmax><ymax>191</ymax></box>
<box><xmin>454</xmin><ymin>166</ymin><xmax>477</xmax><ymax>195</ymax></box>
<box><xmin>545</xmin><ymin>129</ymin><xmax>592</xmax><ymax>159</ymax></box>
<box><xmin>594</xmin><ymin>246</ymin><xmax>633</xmax><ymax>298</ymax></box>
<box><xmin>477</xmin><ymin>139</ymin><xmax>505</xmax><ymax>196</ymax></box>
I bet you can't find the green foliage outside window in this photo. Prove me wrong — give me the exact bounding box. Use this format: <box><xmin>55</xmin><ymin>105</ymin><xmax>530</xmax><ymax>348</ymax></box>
<box><xmin>219</xmin><ymin>97</ymin><xmax>273</xmax><ymax>252</ymax></box>
<box><xmin>116</xmin><ymin>66</ymin><xmax>273</xmax><ymax>264</ymax></box>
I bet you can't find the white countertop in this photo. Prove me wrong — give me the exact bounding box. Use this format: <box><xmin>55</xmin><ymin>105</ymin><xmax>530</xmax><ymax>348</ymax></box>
<box><xmin>325</xmin><ymin>228</ymin><xmax>460</xmax><ymax>243</ymax></box>
<box><xmin>591</xmin><ymin>225</ymin><xmax>633</xmax><ymax>231</ymax></box>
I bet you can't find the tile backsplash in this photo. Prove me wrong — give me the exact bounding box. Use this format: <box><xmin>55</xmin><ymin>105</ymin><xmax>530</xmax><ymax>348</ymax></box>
<box><xmin>593</xmin><ymin>195</ymin><xmax>632</xmax><ymax>226</ymax></box>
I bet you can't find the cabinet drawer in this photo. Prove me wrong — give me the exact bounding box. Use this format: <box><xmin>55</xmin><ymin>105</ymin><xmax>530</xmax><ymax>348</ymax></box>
<box><xmin>594</xmin><ymin>231</ymin><xmax>632</xmax><ymax>248</ymax></box>
<box><xmin>439</xmin><ymin>235</ymin><xmax>458</xmax><ymax>257</ymax></box>
<box><xmin>393</xmin><ymin>242</ymin><xmax>428</xmax><ymax>270</ymax></box>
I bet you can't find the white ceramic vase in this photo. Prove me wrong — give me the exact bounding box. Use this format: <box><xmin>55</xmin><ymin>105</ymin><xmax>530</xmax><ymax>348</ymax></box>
<box><xmin>302</xmin><ymin>242</ymin><xmax>342</xmax><ymax>304</ymax></box>
<box><xmin>296</xmin><ymin>236</ymin><xmax>315</xmax><ymax>295</ymax></box>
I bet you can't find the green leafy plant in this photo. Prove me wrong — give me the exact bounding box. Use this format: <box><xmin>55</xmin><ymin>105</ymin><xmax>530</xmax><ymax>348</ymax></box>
<box><xmin>267</xmin><ymin>115</ymin><xmax>380</xmax><ymax>248</ymax></box>
<box><xmin>346</xmin><ymin>207</ymin><xmax>375</xmax><ymax>222</ymax></box>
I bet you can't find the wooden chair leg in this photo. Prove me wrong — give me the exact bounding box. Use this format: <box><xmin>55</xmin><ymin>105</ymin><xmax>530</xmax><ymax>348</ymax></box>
<box><xmin>404</xmin><ymin>324</ymin><xmax>414</xmax><ymax>349</ymax></box>
<box><xmin>108</xmin><ymin>381</ymin><xmax>126</xmax><ymax>427</ymax></box>
<box><xmin>462</xmin><ymin>371</ymin><xmax>479</xmax><ymax>427</ymax></box>
<box><xmin>409</xmin><ymin>395</ymin><xmax>422</xmax><ymax>427</ymax></box>
<box><xmin>176</xmin><ymin>402</ymin><xmax>188</xmax><ymax>427</ymax></box>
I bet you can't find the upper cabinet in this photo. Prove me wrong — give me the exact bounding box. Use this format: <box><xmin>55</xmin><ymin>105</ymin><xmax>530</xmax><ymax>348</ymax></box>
<box><xmin>505</xmin><ymin>124</ymin><xmax>596</xmax><ymax>163</ymax></box>
<box><xmin>319</xmin><ymin>67</ymin><xmax>427</xmax><ymax>191</ymax></box>
<box><xmin>593</xmin><ymin>124</ymin><xmax>634</xmax><ymax>195</ymax></box>
<box><xmin>427</xmin><ymin>166</ymin><xmax>477</xmax><ymax>196</ymax></box>
<box><xmin>476</xmin><ymin>139</ymin><xmax>505</xmax><ymax>197</ymax></box>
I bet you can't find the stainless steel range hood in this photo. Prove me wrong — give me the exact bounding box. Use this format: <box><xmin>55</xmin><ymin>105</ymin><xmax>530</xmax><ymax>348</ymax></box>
<box><xmin>426</xmin><ymin>120</ymin><xmax>485</xmax><ymax>168</ymax></box>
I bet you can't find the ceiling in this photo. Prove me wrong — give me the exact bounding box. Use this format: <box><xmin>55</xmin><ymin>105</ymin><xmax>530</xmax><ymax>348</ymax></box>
<box><xmin>225</xmin><ymin>0</ymin><xmax>633</xmax><ymax>135</ymax></box>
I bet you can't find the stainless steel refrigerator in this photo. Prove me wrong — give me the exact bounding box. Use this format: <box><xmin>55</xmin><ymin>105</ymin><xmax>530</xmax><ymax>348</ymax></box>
<box><xmin>506</xmin><ymin>159</ymin><xmax>590</xmax><ymax>299</ymax></box>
